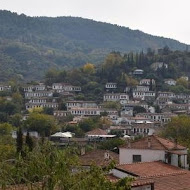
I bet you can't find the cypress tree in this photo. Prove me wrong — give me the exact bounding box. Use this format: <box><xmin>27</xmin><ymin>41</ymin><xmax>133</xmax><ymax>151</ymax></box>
<box><xmin>25</xmin><ymin>131</ymin><xmax>33</xmax><ymax>151</ymax></box>
<box><xmin>16</xmin><ymin>127</ymin><xmax>23</xmax><ymax>153</ymax></box>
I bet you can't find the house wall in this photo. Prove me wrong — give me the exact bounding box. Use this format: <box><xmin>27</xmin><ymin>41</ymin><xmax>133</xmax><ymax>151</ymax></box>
<box><xmin>171</xmin><ymin>154</ymin><xmax>178</xmax><ymax>167</ymax></box>
<box><xmin>170</xmin><ymin>150</ymin><xmax>189</xmax><ymax>169</ymax></box>
<box><xmin>119</xmin><ymin>148</ymin><xmax>165</xmax><ymax>164</ymax></box>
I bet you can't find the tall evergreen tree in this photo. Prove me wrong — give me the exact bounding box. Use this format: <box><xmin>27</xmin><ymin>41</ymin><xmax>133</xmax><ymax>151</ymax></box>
<box><xmin>16</xmin><ymin>127</ymin><xmax>23</xmax><ymax>154</ymax></box>
<box><xmin>25</xmin><ymin>131</ymin><xmax>33</xmax><ymax>151</ymax></box>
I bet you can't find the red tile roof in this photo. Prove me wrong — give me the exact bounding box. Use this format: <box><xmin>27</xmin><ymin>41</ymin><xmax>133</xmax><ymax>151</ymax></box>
<box><xmin>116</xmin><ymin>161</ymin><xmax>183</xmax><ymax>178</ymax></box>
<box><xmin>120</xmin><ymin>135</ymin><xmax>186</xmax><ymax>150</ymax></box>
<box><xmin>106</xmin><ymin>174</ymin><xmax>154</xmax><ymax>187</ymax></box>
<box><xmin>114</xmin><ymin>161</ymin><xmax>190</xmax><ymax>190</ymax></box>
<box><xmin>79</xmin><ymin>149</ymin><xmax>119</xmax><ymax>167</ymax></box>
<box><xmin>151</xmin><ymin>172</ymin><xmax>190</xmax><ymax>190</ymax></box>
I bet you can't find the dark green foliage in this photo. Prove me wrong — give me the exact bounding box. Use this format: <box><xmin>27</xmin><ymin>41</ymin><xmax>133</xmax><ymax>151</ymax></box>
<box><xmin>133</xmin><ymin>106</ymin><xmax>146</xmax><ymax>115</ymax></box>
<box><xmin>41</xmin><ymin>48</ymin><xmax>190</xmax><ymax>101</ymax></box>
<box><xmin>0</xmin><ymin>10</ymin><xmax>188</xmax><ymax>81</ymax></box>
<box><xmin>23</xmin><ymin>113</ymin><xmax>58</xmax><ymax>136</ymax></box>
<box><xmin>99</xmin><ymin>138</ymin><xmax>125</xmax><ymax>152</ymax></box>
<box><xmin>58</xmin><ymin>102</ymin><xmax>67</xmax><ymax>111</ymax></box>
<box><xmin>64</xmin><ymin>124</ymin><xmax>85</xmax><ymax>137</ymax></box>
<box><xmin>0</xmin><ymin>143</ymin><xmax>133</xmax><ymax>189</ymax></box>
<box><xmin>9</xmin><ymin>114</ymin><xmax>22</xmax><ymax>127</ymax></box>
<box><xmin>109</xmin><ymin>130</ymin><xmax>124</xmax><ymax>137</ymax></box>
<box><xmin>16</xmin><ymin>127</ymin><xmax>23</xmax><ymax>153</ymax></box>
<box><xmin>25</xmin><ymin>132</ymin><xmax>33</xmax><ymax>151</ymax></box>
<box><xmin>43</xmin><ymin>107</ymin><xmax>54</xmax><ymax>115</ymax></box>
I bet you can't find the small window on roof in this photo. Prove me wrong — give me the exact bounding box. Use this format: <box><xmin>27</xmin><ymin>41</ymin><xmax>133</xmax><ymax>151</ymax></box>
<box><xmin>133</xmin><ymin>155</ymin><xmax>141</xmax><ymax>163</ymax></box>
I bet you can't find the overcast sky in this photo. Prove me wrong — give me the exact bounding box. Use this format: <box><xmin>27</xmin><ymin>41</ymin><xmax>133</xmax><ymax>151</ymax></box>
<box><xmin>1</xmin><ymin>0</ymin><xmax>190</xmax><ymax>44</ymax></box>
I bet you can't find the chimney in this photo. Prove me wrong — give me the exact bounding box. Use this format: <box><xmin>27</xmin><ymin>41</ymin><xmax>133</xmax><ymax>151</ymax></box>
<box><xmin>148</xmin><ymin>137</ymin><xmax>151</xmax><ymax>148</ymax></box>
<box><xmin>127</xmin><ymin>141</ymin><xmax>131</xmax><ymax>148</ymax></box>
<box><xmin>104</xmin><ymin>151</ymin><xmax>110</xmax><ymax>160</ymax></box>
<box><xmin>80</xmin><ymin>147</ymin><xmax>85</xmax><ymax>156</ymax></box>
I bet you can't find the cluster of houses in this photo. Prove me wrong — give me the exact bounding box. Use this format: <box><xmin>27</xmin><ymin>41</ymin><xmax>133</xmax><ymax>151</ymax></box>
<box><xmin>1</xmin><ymin>62</ymin><xmax>190</xmax><ymax>189</ymax></box>
<box><xmin>78</xmin><ymin>134</ymin><xmax>190</xmax><ymax>190</ymax></box>
<box><xmin>1</xmin><ymin>66</ymin><xmax>189</xmax><ymax>139</ymax></box>
<box><xmin>49</xmin><ymin>78</ymin><xmax>189</xmax><ymax>138</ymax></box>
<box><xmin>23</xmin><ymin>82</ymin><xmax>81</xmax><ymax>110</ymax></box>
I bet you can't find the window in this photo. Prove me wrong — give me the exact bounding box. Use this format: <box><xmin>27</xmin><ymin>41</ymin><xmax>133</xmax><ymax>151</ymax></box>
<box><xmin>133</xmin><ymin>155</ymin><xmax>141</xmax><ymax>163</ymax></box>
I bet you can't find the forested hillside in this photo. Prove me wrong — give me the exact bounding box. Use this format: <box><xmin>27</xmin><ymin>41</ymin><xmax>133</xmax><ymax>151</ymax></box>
<box><xmin>0</xmin><ymin>10</ymin><xmax>189</xmax><ymax>81</ymax></box>
<box><xmin>44</xmin><ymin>49</ymin><xmax>190</xmax><ymax>102</ymax></box>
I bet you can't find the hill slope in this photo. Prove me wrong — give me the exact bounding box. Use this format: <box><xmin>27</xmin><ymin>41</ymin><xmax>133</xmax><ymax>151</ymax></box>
<box><xmin>0</xmin><ymin>10</ymin><xmax>189</xmax><ymax>81</ymax></box>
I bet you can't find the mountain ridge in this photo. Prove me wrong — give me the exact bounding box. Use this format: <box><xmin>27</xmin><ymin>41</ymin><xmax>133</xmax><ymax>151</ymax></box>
<box><xmin>0</xmin><ymin>10</ymin><xmax>189</xmax><ymax>81</ymax></box>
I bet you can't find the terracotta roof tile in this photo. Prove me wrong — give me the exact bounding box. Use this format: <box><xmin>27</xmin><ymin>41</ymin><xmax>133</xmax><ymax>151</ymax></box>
<box><xmin>116</xmin><ymin>161</ymin><xmax>183</xmax><ymax>177</ymax></box>
<box><xmin>115</xmin><ymin>161</ymin><xmax>190</xmax><ymax>190</ymax></box>
<box><xmin>120</xmin><ymin>135</ymin><xmax>186</xmax><ymax>150</ymax></box>
<box><xmin>79</xmin><ymin>149</ymin><xmax>119</xmax><ymax>167</ymax></box>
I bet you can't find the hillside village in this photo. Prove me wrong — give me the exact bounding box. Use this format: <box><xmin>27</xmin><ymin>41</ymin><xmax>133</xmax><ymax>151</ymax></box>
<box><xmin>0</xmin><ymin>51</ymin><xmax>190</xmax><ymax>189</ymax></box>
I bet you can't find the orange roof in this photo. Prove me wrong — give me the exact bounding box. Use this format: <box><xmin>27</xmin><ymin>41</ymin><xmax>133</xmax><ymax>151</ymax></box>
<box><xmin>151</xmin><ymin>172</ymin><xmax>190</xmax><ymax>190</ymax></box>
<box><xmin>115</xmin><ymin>161</ymin><xmax>190</xmax><ymax>190</ymax></box>
<box><xmin>116</xmin><ymin>161</ymin><xmax>183</xmax><ymax>177</ymax></box>
<box><xmin>80</xmin><ymin>149</ymin><xmax>119</xmax><ymax>167</ymax></box>
<box><xmin>106</xmin><ymin>174</ymin><xmax>154</xmax><ymax>187</ymax></box>
<box><xmin>120</xmin><ymin>135</ymin><xmax>186</xmax><ymax>150</ymax></box>
<box><xmin>86</xmin><ymin>128</ymin><xmax>107</xmax><ymax>136</ymax></box>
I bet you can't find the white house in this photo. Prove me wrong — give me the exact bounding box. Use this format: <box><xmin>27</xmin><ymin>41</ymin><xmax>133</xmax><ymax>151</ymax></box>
<box><xmin>35</xmin><ymin>84</ymin><xmax>46</xmax><ymax>91</ymax></box>
<box><xmin>133</xmin><ymin>69</ymin><xmax>144</xmax><ymax>75</ymax></box>
<box><xmin>151</xmin><ymin>62</ymin><xmax>168</xmax><ymax>71</ymax></box>
<box><xmin>53</xmin><ymin>110</ymin><xmax>71</xmax><ymax>118</ymax></box>
<box><xmin>133</xmin><ymin>86</ymin><xmax>150</xmax><ymax>92</ymax></box>
<box><xmin>119</xmin><ymin>135</ymin><xmax>189</xmax><ymax>169</ymax></box>
<box><xmin>28</xmin><ymin>98</ymin><xmax>47</xmax><ymax>103</ymax></box>
<box><xmin>25</xmin><ymin>102</ymin><xmax>58</xmax><ymax>110</ymax></box>
<box><xmin>133</xmin><ymin>91</ymin><xmax>155</xmax><ymax>101</ymax></box>
<box><xmin>137</xmin><ymin>112</ymin><xmax>176</xmax><ymax>123</ymax></box>
<box><xmin>66</xmin><ymin>101</ymin><xmax>98</xmax><ymax>110</ymax></box>
<box><xmin>70</xmin><ymin>107</ymin><xmax>101</xmax><ymax>116</ymax></box>
<box><xmin>0</xmin><ymin>85</ymin><xmax>11</xmax><ymax>91</ymax></box>
<box><xmin>23</xmin><ymin>83</ymin><xmax>46</xmax><ymax>92</ymax></box>
<box><xmin>140</xmin><ymin>79</ymin><xmax>156</xmax><ymax>86</ymax></box>
<box><xmin>164</xmin><ymin>79</ymin><xmax>176</xmax><ymax>86</ymax></box>
<box><xmin>52</xmin><ymin>83</ymin><xmax>81</xmax><ymax>92</ymax></box>
<box><xmin>120</xmin><ymin>106</ymin><xmax>133</xmax><ymax>117</ymax></box>
<box><xmin>24</xmin><ymin>91</ymin><xmax>52</xmax><ymax>98</ymax></box>
<box><xmin>131</xmin><ymin>123</ymin><xmax>156</xmax><ymax>136</ymax></box>
<box><xmin>25</xmin><ymin>91</ymin><xmax>53</xmax><ymax>98</ymax></box>
<box><xmin>103</xmin><ymin>93</ymin><xmax>129</xmax><ymax>104</ymax></box>
<box><xmin>105</xmin><ymin>83</ymin><xmax>117</xmax><ymax>89</ymax></box>
<box><xmin>157</xmin><ymin>91</ymin><xmax>176</xmax><ymax>99</ymax></box>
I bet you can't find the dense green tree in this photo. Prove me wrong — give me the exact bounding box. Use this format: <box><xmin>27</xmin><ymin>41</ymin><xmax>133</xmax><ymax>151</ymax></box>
<box><xmin>24</xmin><ymin>113</ymin><xmax>58</xmax><ymax>136</ymax></box>
<box><xmin>16</xmin><ymin>127</ymin><xmax>23</xmax><ymax>154</ymax></box>
<box><xmin>133</xmin><ymin>106</ymin><xmax>146</xmax><ymax>115</ymax></box>
<box><xmin>0</xmin><ymin>123</ymin><xmax>13</xmax><ymax>135</ymax></box>
<box><xmin>99</xmin><ymin>138</ymin><xmax>125</xmax><ymax>152</ymax></box>
<box><xmin>161</xmin><ymin>115</ymin><xmax>190</xmax><ymax>146</ymax></box>
<box><xmin>9</xmin><ymin>113</ymin><xmax>22</xmax><ymax>127</ymax></box>
<box><xmin>0</xmin><ymin>143</ymin><xmax>133</xmax><ymax>189</ymax></box>
<box><xmin>25</xmin><ymin>131</ymin><xmax>33</xmax><ymax>151</ymax></box>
